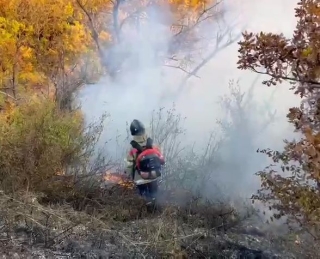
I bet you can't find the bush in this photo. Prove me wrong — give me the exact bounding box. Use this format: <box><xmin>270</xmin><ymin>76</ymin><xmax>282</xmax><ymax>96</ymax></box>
<box><xmin>0</xmin><ymin>95</ymin><xmax>88</xmax><ymax>194</ymax></box>
<box><xmin>237</xmin><ymin>0</ymin><xmax>320</xmax><ymax>240</ymax></box>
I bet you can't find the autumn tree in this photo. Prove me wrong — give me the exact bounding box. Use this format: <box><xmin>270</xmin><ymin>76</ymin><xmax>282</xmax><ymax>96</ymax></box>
<box><xmin>0</xmin><ymin>0</ymin><xmax>230</xmax><ymax>108</ymax></box>
<box><xmin>237</xmin><ymin>0</ymin><xmax>320</xmax><ymax>237</ymax></box>
<box><xmin>75</xmin><ymin>0</ymin><xmax>232</xmax><ymax>83</ymax></box>
<box><xmin>0</xmin><ymin>0</ymin><xmax>100</xmax><ymax>109</ymax></box>
<box><xmin>0</xmin><ymin>0</ymin><xmax>108</xmax><ymax>194</ymax></box>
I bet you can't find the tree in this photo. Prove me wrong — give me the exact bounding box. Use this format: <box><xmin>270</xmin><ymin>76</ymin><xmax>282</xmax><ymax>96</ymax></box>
<box><xmin>75</xmin><ymin>0</ymin><xmax>231</xmax><ymax>80</ymax></box>
<box><xmin>0</xmin><ymin>0</ymin><xmax>229</xmax><ymax>108</ymax></box>
<box><xmin>0</xmin><ymin>0</ymin><xmax>97</xmax><ymax>108</ymax></box>
<box><xmin>237</xmin><ymin>0</ymin><xmax>320</xmax><ymax>237</ymax></box>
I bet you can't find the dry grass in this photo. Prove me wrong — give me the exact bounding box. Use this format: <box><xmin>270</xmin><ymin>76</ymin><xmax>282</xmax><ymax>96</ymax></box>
<box><xmin>0</xmin><ymin>186</ymin><xmax>241</xmax><ymax>258</ymax></box>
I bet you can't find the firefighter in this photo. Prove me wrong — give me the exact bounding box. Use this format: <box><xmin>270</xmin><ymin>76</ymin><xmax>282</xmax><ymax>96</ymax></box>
<box><xmin>125</xmin><ymin>119</ymin><xmax>165</xmax><ymax>202</ymax></box>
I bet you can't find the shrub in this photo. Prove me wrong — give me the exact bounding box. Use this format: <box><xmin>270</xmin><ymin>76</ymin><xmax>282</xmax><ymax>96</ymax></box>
<box><xmin>0</xmin><ymin>95</ymin><xmax>89</xmax><ymax>194</ymax></box>
<box><xmin>237</xmin><ymin>0</ymin><xmax>320</xmax><ymax>239</ymax></box>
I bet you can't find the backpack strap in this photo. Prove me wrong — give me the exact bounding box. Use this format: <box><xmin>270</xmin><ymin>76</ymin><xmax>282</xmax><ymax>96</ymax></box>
<box><xmin>130</xmin><ymin>140</ymin><xmax>141</xmax><ymax>180</ymax></box>
<box><xmin>130</xmin><ymin>140</ymin><xmax>143</xmax><ymax>153</ymax></box>
<box><xmin>130</xmin><ymin>138</ymin><xmax>154</xmax><ymax>180</ymax></box>
<box><xmin>130</xmin><ymin>138</ymin><xmax>154</xmax><ymax>152</ymax></box>
<box><xmin>145</xmin><ymin>137</ymin><xmax>153</xmax><ymax>149</ymax></box>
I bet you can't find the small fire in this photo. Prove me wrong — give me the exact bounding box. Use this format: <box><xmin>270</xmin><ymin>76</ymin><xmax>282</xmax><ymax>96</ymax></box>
<box><xmin>55</xmin><ymin>170</ymin><xmax>65</xmax><ymax>176</ymax></box>
<box><xmin>103</xmin><ymin>172</ymin><xmax>125</xmax><ymax>183</ymax></box>
<box><xmin>102</xmin><ymin>171</ymin><xmax>135</xmax><ymax>189</ymax></box>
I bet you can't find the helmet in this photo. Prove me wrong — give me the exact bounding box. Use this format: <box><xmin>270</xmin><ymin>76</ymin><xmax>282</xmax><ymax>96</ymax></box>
<box><xmin>130</xmin><ymin>119</ymin><xmax>145</xmax><ymax>136</ymax></box>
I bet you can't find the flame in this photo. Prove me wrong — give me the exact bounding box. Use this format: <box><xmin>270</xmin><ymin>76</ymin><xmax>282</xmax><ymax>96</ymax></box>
<box><xmin>103</xmin><ymin>173</ymin><xmax>125</xmax><ymax>183</ymax></box>
<box><xmin>55</xmin><ymin>170</ymin><xmax>65</xmax><ymax>176</ymax></box>
<box><xmin>102</xmin><ymin>171</ymin><xmax>135</xmax><ymax>189</ymax></box>
<box><xmin>54</xmin><ymin>170</ymin><xmax>135</xmax><ymax>189</ymax></box>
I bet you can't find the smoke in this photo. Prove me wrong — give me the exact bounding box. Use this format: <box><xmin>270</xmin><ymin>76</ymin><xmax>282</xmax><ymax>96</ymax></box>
<box><xmin>77</xmin><ymin>0</ymin><xmax>301</xmax><ymax>202</ymax></box>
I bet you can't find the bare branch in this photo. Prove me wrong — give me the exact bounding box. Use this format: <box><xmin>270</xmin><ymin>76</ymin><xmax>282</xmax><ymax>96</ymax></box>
<box><xmin>173</xmin><ymin>1</ymin><xmax>223</xmax><ymax>38</ymax></box>
<box><xmin>250</xmin><ymin>68</ymin><xmax>320</xmax><ymax>89</ymax></box>
<box><xmin>112</xmin><ymin>0</ymin><xmax>123</xmax><ymax>43</ymax></box>
<box><xmin>174</xmin><ymin>28</ymin><xmax>242</xmax><ymax>98</ymax></box>
<box><xmin>0</xmin><ymin>90</ymin><xmax>18</xmax><ymax>101</ymax></box>
<box><xmin>163</xmin><ymin>64</ymin><xmax>200</xmax><ymax>78</ymax></box>
<box><xmin>75</xmin><ymin>0</ymin><xmax>106</xmax><ymax>66</ymax></box>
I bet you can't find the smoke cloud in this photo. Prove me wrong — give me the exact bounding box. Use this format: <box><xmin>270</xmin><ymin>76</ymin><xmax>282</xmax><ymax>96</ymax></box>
<box><xmin>78</xmin><ymin>0</ymin><xmax>301</xmax><ymax>201</ymax></box>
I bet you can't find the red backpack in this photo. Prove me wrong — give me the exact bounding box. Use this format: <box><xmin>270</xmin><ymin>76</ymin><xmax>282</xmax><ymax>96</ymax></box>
<box><xmin>130</xmin><ymin>137</ymin><xmax>165</xmax><ymax>179</ymax></box>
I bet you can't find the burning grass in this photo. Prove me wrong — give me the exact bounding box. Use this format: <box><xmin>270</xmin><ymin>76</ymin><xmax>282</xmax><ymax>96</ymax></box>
<box><xmin>0</xmin><ymin>159</ymin><xmax>245</xmax><ymax>257</ymax></box>
<box><xmin>101</xmin><ymin>171</ymin><xmax>135</xmax><ymax>189</ymax></box>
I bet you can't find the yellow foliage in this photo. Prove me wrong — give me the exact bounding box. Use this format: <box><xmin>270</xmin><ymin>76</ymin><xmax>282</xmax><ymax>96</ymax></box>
<box><xmin>0</xmin><ymin>0</ymin><xmax>94</xmax><ymax>100</ymax></box>
<box><xmin>0</xmin><ymin>0</ymin><xmax>216</xmax><ymax>102</ymax></box>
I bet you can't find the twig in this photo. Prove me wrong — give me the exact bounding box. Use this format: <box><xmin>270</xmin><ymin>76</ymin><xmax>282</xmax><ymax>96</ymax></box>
<box><xmin>53</xmin><ymin>223</ymin><xmax>80</xmax><ymax>243</ymax></box>
<box><xmin>75</xmin><ymin>0</ymin><xmax>106</xmax><ymax>66</ymax></box>
<box><xmin>250</xmin><ymin>68</ymin><xmax>320</xmax><ymax>88</ymax></box>
<box><xmin>176</xmin><ymin>30</ymin><xmax>241</xmax><ymax>94</ymax></box>
<box><xmin>0</xmin><ymin>90</ymin><xmax>18</xmax><ymax>101</ymax></box>
<box><xmin>163</xmin><ymin>64</ymin><xmax>200</xmax><ymax>78</ymax></box>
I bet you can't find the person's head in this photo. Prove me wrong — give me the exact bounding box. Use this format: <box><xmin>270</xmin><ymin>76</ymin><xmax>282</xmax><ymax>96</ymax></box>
<box><xmin>130</xmin><ymin>119</ymin><xmax>145</xmax><ymax>136</ymax></box>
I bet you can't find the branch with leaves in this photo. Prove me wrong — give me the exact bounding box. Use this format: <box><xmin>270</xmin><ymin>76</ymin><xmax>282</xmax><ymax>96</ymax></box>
<box><xmin>237</xmin><ymin>0</ymin><xmax>320</xmax><ymax>239</ymax></box>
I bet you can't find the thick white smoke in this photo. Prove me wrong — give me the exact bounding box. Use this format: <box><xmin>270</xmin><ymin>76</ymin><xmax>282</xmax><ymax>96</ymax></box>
<box><xmin>78</xmin><ymin>0</ymin><xmax>301</xmax><ymax>200</ymax></box>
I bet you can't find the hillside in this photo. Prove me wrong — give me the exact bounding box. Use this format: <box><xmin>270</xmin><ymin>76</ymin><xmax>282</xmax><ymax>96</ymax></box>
<box><xmin>1</xmin><ymin>0</ymin><xmax>320</xmax><ymax>258</ymax></box>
